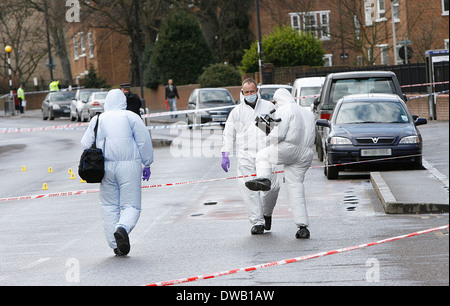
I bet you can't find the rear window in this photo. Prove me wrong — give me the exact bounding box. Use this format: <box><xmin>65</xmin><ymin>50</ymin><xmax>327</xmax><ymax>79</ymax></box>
<box><xmin>330</xmin><ymin>78</ymin><xmax>395</xmax><ymax>104</ymax></box>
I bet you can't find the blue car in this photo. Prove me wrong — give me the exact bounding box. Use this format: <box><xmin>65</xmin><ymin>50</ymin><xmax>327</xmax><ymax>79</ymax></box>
<box><xmin>315</xmin><ymin>94</ymin><xmax>427</xmax><ymax>179</ymax></box>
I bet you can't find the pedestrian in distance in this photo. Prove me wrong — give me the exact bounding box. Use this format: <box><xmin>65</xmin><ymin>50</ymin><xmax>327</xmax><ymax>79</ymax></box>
<box><xmin>81</xmin><ymin>89</ymin><xmax>153</xmax><ymax>256</ymax></box>
<box><xmin>49</xmin><ymin>80</ymin><xmax>59</xmax><ymax>92</ymax></box>
<box><xmin>245</xmin><ymin>88</ymin><xmax>315</xmax><ymax>239</ymax></box>
<box><xmin>165</xmin><ymin>79</ymin><xmax>179</xmax><ymax>118</ymax></box>
<box><xmin>221</xmin><ymin>78</ymin><xmax>280</xmax><ymax>235</ymax></box>
<box><xmin>120</xmin><ymin>83</ymin><xmax>142</xmax><ymax>117</ymax></box>
<box><xmin>17</xmin><ymin>84</ymin><xmax>25</xmax><ymax>113</ymax></box>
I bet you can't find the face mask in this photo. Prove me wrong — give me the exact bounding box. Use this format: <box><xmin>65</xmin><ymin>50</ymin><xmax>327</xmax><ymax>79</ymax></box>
<box><xmin>245</xmin><ymin>93</ymin><xmax>258</xmax><ymax>104</ymax></box>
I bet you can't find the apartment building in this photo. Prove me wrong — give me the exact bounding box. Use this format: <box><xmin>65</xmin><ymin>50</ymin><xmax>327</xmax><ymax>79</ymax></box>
<box><xmin>66</xmin><ymin>0</ymin><xmax>448</xmax><ymax>86</ymax></box>
<box><xmin>251</xmin><ymin>0</ymin><xmax>449</xmax><ymax>67</ymax></box>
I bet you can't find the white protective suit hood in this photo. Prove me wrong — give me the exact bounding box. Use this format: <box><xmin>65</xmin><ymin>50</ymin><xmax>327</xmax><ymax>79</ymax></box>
<box><xmin>273</xmin><ymin>88</ymin><xmax>295</xmax><ymax>108</ymax></box>
<box><xmin>104</xmin><ymin>89</ymin><xmax>127</xmax><ymax>112</ymax></box>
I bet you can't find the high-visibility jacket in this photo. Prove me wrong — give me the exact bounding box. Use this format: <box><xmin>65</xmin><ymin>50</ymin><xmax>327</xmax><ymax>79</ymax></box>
<box><xmin>49</xmin><ymin>81</ymin><xmax>59</xmax><ymax>92</ymax></box>
<box><xmin>17</xmin><ymin>87</ymin><xmax>25</xmax><ymax>100</ymax></box>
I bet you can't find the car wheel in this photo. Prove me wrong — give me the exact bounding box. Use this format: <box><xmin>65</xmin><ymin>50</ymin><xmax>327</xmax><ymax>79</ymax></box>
<box><xmin>324</xmin><ymin>154</ymin><xmax>338</xmax><ymax>180</ymax></box>
<box><xmin>77</xmin><ymin>111</ymin><xmax>81</xmax><ymax>122</ymax></box>
<box><xmin>70</xmin><ymin>112</ymin><xmax>76</xmax><ymax>121</ymax></box>
<box><xmin>42</xmin><ymin>109</ymin><xmax>48</xmax><ymax>120</ymax></box>
<box><xmin>49</xmin><ymin>110</ymin><xmax>55</xmax><ymax>120</ymax></box>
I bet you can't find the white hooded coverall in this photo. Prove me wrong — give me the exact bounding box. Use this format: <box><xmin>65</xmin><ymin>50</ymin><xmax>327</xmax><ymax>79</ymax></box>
<box><xmin>255</xmin><ymin>88</ymin><xmax>315</xmax><ymax>228</ymax></box>
<box><xmin>222</xmin><ymin>93</ymin><xmax>280</xmax><ymax>226</ymax></box>
<box><xmin>81</xmin><ymin>89</ymin><xmax>153</xmax><ymax>249</ymax></box>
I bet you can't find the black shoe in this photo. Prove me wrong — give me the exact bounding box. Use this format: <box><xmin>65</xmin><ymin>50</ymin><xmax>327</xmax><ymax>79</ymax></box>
<box><xmin>114</xmin><ymin>227</ymin><xmax>130</xmax><ymax>255</ymax></box>
<box><xmin>264</xmin><ymin>215</ymin><xmax>272</xmax><ymax>231</ymax></box>
<box><xmin>251</xmin><ymin>225</ymin><xmax>265</xmax><ymax>235</ymax></box>
<box><xmin>295</xmin><ymin>226</ymin><xmax>310</xmax><ymax>239</ymax></box>
<box><xmin>245</xmin><ymin>178</ymin><xmax>271</xmax><ymax>191</ymax></box>
<box><xmin>113</xmin><ymin>248</ymin><xmax>126</xmax><ymax>256</ymax></box>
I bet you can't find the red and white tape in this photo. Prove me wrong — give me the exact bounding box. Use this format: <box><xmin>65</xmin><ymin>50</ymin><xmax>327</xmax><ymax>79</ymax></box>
<box><xmin>401</xmin><ymin>81</ymin><xmax>449</xmax><ymax>88</ymax></box>
<box><xmin>145</xmin><ymin>224</ymin><xmax>449</xmax><ymax>286</ymax></box>
<box><xmin>0</xmin><ymin>152</ymin><xmax>444</xmax><ymax>204</ymax></box>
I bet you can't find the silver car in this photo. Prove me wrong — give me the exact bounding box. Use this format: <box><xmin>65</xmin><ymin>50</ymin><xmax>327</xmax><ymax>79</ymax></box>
<box><xmin>80</xmin><ymin>91</ymin><xmax>108</xmax><ymax>121</ymax></box>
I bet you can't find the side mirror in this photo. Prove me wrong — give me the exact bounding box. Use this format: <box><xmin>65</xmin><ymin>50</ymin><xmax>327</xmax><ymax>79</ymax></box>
<box><xmin>316</xmin><ymin>119</ymin><xmax>330</xmax><ymax>128</ymax></box>
<box><xmin>313</xmin><ymin>97</ymin><xmax>320</xmax><ymax>111</ymax></box>
<box><xmin>414</xmin><ymin>117</ymin><xmax>427</xmax><ymax>126</ymax></box>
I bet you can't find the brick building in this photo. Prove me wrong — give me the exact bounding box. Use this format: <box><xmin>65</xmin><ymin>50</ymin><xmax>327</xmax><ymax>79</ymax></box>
<box><xmin>68</xmin><ymin>25</ymin><xmax>131</xmax><ymax>87</ymax></box>
<box><xmin>250</xmin><ymin>0</ymin><xmax>449</xmax><ymax>67</ymax></box>
<box><xmin>66</xmin><ymin>1</ymin><xmax>448</xmax><ymax>86</ymax></box>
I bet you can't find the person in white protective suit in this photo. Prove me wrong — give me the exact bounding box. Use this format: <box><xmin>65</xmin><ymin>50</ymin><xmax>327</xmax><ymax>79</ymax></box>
<box><xmin>221</xmin><ymin>78</ymin><xmax>280</xmax><ymax>235</ymax></box>
<box><xmin>81</xmin><ymin>89</ymin><xmax>153</xmax><ymax>256</ymax></box>
<box><xmin>245</xmin><ymin>88</ymin><xmax>315</xmax><ymax>239</ymax></box>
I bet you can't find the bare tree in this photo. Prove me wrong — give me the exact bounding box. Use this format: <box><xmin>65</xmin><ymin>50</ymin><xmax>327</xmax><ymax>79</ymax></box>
<box><xmin>0</xmin><ymin>0</ymin><xmax>47</xmax><ymax>83</ymax></box>
<box><xmin>20</xmin><ymin>0</ymin><xmax>74</xmax><ymax>86</ymax></box>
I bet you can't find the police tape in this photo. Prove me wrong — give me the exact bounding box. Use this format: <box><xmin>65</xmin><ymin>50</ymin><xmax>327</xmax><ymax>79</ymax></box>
<box><xmin>0</xmin><ymin>152</ymin><xmax>441</xmax><ymax>204</ymax></box>
<box><xmin>406</xmin><ymin>90</ymin><xmax>449</xmax><ymax>100</ymax></box>
<box><xmin>401</xmin><ymin>81</ymin><xmax>449</xmax><ymax>88</ymax></box>
<box><xmin>0</xmin><ymin>105</ymin><xmax>233</xmax><ymax>134</ymax></box>
<box><xmin>145</xmin><ymin>224</ymin><xmax>449</xmax><ymax>286</ymax></box>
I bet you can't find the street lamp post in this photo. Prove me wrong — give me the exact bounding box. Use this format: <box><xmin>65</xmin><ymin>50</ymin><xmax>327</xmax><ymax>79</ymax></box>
<box><xmin>5</xmin><ymin>45</ymin><xmax>13</xmax><ymax>98</ymax></box>
<box><xmin>255</xmin><ymin>0</ymin><xmax>264</xmax><ymax>84</ymax></box>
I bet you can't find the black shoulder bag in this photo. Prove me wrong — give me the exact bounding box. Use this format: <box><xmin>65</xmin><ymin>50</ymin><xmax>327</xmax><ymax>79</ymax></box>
<box><xmin>78</xmin><ymin>114</ymin><xmax>104</xmax><ymax>183</ymax></box>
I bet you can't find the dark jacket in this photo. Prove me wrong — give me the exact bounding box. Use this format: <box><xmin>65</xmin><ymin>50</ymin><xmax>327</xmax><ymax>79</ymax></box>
<box><xmin>165</xmin><ymin>85</ymin><xmax>179</xmax><ymax>99</ymax></box>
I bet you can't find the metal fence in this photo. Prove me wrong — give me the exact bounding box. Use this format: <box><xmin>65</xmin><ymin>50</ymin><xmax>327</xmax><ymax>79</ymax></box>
<box><xmin>294</xmin><ymin>62</ymin><xmax>449</xmax><ymax>94</ymax></box>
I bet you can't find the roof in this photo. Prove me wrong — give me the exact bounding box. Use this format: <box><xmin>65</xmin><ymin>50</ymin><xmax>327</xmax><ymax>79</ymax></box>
<box><xmin>327</xmin><ymin>71</ymin><xmax>396</xmax><ymax>79</ymax></box>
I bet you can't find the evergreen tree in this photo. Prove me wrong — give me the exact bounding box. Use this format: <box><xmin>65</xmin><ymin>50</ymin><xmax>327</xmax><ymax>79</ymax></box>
<box><xmin>240</xmin><ymin>26</ymin><xmax>325</xmax><ymax>73</ymax></box>
<box><xmin>145</xmin><ymin>4</ymin><xmax>213</xmax><ymax>87</ymax></box>
<box><xmin>83</xmin><ymin>64</ymin><xmax>108</xmax><ymax>88</ymax></box>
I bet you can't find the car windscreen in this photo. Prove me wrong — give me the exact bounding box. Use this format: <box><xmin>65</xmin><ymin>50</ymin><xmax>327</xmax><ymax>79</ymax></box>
<box><xmin>81</xmin><ymin>91</ymin><xmax>100</xmax><ymax>100</ymax></box>
<box><xmin>50</xmin><ymin>92</ymin><xmax>75</xmax><ymax>102</ymax></box>
<box><xmin>299</xmin><ymin>86</ymin><xmax>321</xmax><ymax>107</ymax></box>
<box><xmin>199</xmin><ymin>91</ymin><xmax>233</xmax><ymax>104</ymax></box>
<box><xmin>259</xmin><ymin>87</ymin><xmax>292</xmax><ymax>101</ymax></box>
<box><xmin>335</xmin><ymin>101</ymin><xmax>410</xmax><ymax>124</ymax></box>
<box><xmin>92</xmin><ymin>92</ymin><xmax>108</xmax><ymax>100</ymax></box>
<box><xmin>330</xmin><ymin>78</ymin><xmax>396</xmax><ymax>105</ymax></box>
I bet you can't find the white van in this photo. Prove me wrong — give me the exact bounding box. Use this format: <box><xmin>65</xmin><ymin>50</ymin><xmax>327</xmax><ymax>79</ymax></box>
<box><xmin>292</xmin><ymin>77</ymin><xmax>325</xmax><ymax>111</ymax></box>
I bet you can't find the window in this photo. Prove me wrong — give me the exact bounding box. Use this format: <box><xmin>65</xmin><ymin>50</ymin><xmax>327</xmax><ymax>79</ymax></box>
<box><xmin>365</xmin><ymin>0</ymin><xmax>387</xmax><ymax>26</ymax></box>
<box><xmin>443</xmin><ymin>0</ymin><xmax>449</xmax><ymax>15</ymax></box>
<box><xmin>289</xmin><ymin>11</ymin><xmax>331</xmax><ymax>40</ymax></box>
<box><xmin>377</xmin><ymin>44</ymin><xmax>389</xmax><ymax>65</ymax></box>
<box><xmin>88</xmin><ymin>32</ymin><xmax>94</xmax><ymax>58</ymax></box>
<box><xmin>73</xmin><ymin>34</ymin><xmax>79</xmax><ymax>60</ymax></box>
<box><xmin>79</xmin><ymin>32</ymin><xmax>86</xmax><ymax>57</ymax></box>
<box><xmin>323</xmin><ymin>54</ymin><xmax>333</xmax><ymax>67</ymax></box>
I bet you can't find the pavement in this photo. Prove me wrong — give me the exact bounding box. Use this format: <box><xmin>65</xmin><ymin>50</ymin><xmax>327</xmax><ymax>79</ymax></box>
<box><xmin>371</xmin><ymin>169</ymin><xmax>449</xmax><ymax>214</ymax></box>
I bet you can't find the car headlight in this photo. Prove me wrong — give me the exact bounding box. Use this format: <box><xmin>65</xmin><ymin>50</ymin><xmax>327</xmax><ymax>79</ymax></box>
<box><xmin>330</xmin><ymin>136</ymin><xmax>352</xmax><ymax>145</ymax></box>
<box><xmin>399</xmin><ymin>135</ymin><xmax>420</xmax><ymax>144</ymax></box>
<box><xmin>51</xmin><ymin>103</ymin><xmax>60</xmax><ymax>110</ymax></box>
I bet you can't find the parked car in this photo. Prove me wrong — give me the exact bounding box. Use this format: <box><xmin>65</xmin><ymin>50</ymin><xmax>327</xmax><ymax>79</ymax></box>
<box><xmin>41</xmin><ymin>91</ymin><xmax>75</xmax><ymax>120</ymax></box>
<box><xmin>258</xmin><ymin>84</ymin><xmax>293</xmax><ymax>103</ymax></box>
<box><xmin>186</xmin><ymin>88</ymin><xmax>235</xmax><ymax>128</ymax></box>
<box><xmin>292</xmin><ymin>77</ymin><xmax>325</xmax><ymax>111</ymax></box>
<box><xmin>79</xmin><ymin>91</ymin><xmax>108</xmax><ymax>121</ymax></box>
<box><xmin>315</xmin><ymin>94</ymin><xmax>427</xmax><ymax>179</ymax></box>
<box><xmin>70</xmin><ymin>88</ymin><xmax>103</xmax><ymax>122</ymax></box>
<box><xmin>313</xmin><ymin>71</ymin><xmax>406</xmax><ymax>161</ymax></box>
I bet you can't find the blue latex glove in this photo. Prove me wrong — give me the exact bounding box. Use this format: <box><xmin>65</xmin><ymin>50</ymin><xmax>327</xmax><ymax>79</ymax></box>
<box><xmin>221</xmin><ymin>152</ymin><xmax>230</xmax><ymax>172</ymax></box>
<box><xmin>142</xmin><ymin>167</ymin><xmax>151</xmax><ymax>181</ymax></box>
